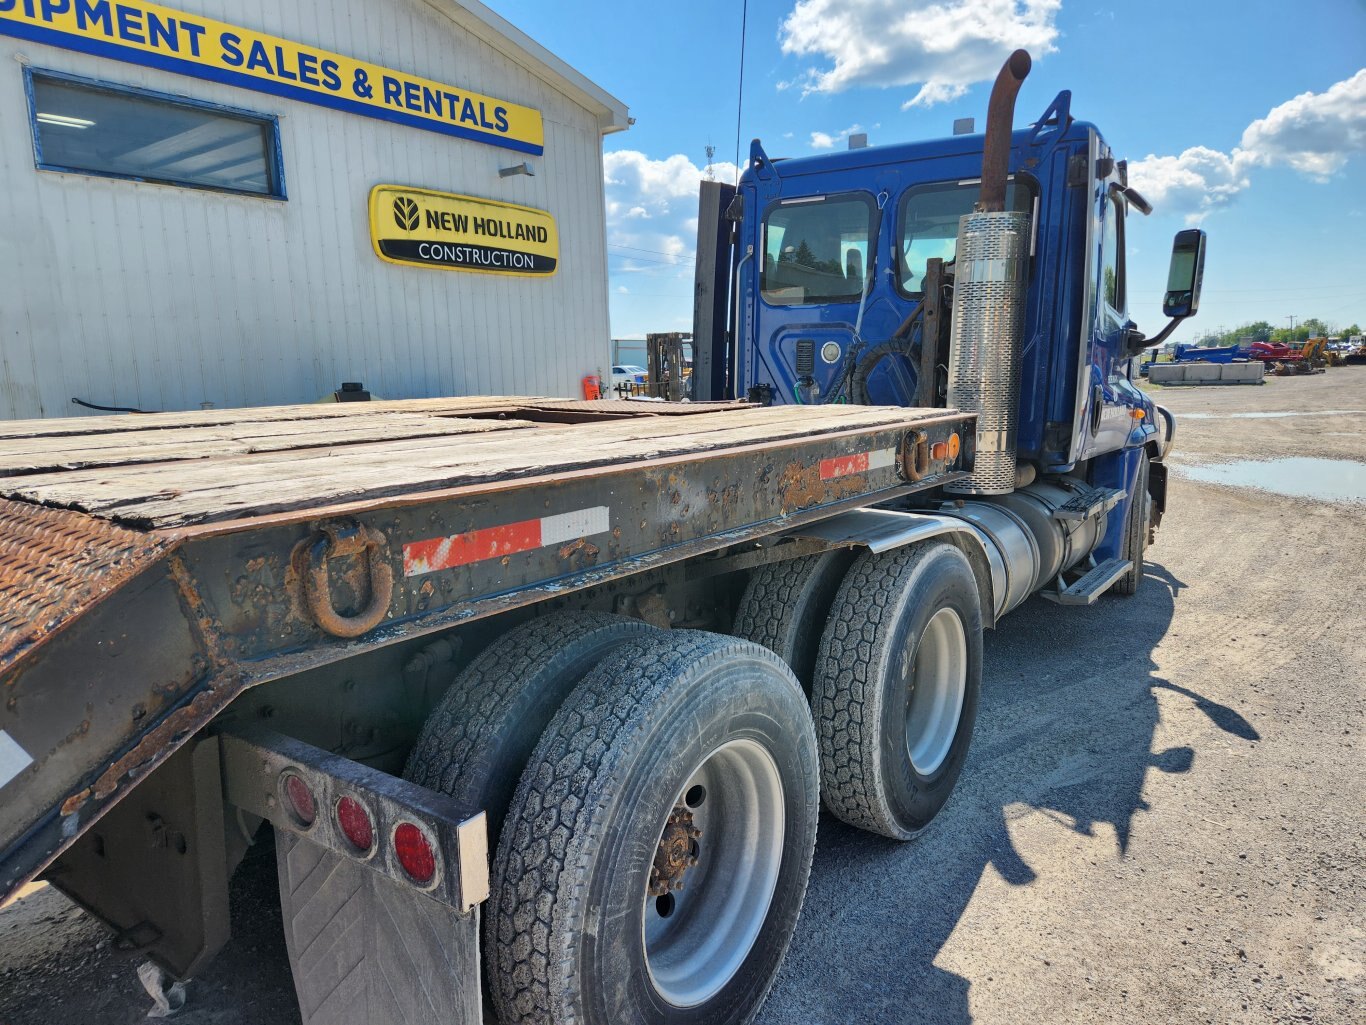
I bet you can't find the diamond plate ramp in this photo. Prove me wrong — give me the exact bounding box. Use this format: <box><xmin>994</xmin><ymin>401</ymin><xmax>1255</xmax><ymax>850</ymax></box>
<box><xmin>0</xmin><ymin>498</ymin><xmax>173</xmax><ymax>673</ymax></box>
<box><xmin>276</xmin><ymin>832</ymin><xmax>481</xmax><ymax>1025</ymax></box>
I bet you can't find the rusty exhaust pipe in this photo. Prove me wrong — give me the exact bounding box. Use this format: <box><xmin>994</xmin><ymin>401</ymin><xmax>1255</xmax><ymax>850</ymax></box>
<box><xmin>977</xmin><ymin>49</ymin><xmax>1032</xmax><ymax>213</ymax></box>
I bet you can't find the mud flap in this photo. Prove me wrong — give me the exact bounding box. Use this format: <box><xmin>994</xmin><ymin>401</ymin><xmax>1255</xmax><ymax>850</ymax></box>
<box><xmin>276</xmin><ymin>833</ymin><xmax>481</xmax><ymax>1025</ymax></box>
<box><xmin>1148</xmin><ymin>460</ymin><xmax>1168</xmax><ymax>534</ymax></box>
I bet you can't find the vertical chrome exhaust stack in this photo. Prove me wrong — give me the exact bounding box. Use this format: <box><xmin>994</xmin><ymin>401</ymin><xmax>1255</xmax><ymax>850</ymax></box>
<box><xmin>946</xmin><ymin>50</ymin><xmax>1032</xmax><ymax>495</ymax></box>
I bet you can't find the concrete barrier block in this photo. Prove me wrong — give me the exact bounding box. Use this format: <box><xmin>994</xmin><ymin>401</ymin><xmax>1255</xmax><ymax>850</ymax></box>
<box><xmin>1220</xmin><ymin>362</ymin><xmax>1265</xmax><ymax>382</ymax></box>
<box><xmin>1148</xmin><ymin>363</ymin><xmax>1186</xmax><ymax>383</ymax></box>
<box><xmin>1183</xmin><ymin>363</ymin><xmax>1222</xmax><ymax>382</ymax></box>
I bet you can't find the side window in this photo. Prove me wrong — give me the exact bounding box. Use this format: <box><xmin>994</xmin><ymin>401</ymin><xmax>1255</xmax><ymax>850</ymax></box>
<box><xmin>761</xmin><ymin>195</ymin><xmax>873</xmax><ymax>306</ymax></box>
<box><xmin>1101</xmin><ymin>194</ymin><xmax>1124</xmax><ymax>312</ymax></box>
<box><xmin>28</xmin><ymin>70</ymin><xmax>284</xmax><ymax>198</ymax></box>
<box><xmin>897</xmin><ymin>181</ymin><xmax>1032</xmax><ymax>294</ymax></box>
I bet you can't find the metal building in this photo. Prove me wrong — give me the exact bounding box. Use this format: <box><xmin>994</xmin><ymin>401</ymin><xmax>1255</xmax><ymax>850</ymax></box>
<box><xmin>0</xmin><ymin>0</ymin><xmax>628</xmax><ymax>419</ymax></box>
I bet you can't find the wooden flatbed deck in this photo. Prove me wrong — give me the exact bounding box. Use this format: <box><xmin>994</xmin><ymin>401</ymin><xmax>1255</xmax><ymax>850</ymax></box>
<box><xmin>0</xmin><ymin>396</ymin><xmax>962</xmax><ymax>529</ymax></box>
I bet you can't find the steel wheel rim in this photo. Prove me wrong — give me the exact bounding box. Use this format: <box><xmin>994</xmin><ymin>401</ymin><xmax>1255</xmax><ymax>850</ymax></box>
<box><xmin>643</xmin><ymin>738</ymin><xmax>785</xmax><ymax>1007</ymax></box>
<box><xmin>905</xmin><ymin>607</ymin><xmax>968</xmax><ymax>776</ymax></box>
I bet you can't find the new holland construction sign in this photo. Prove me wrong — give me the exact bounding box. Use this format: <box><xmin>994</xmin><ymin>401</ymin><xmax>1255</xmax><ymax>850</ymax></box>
<box><xmin>369</xmin><ymin>186</ymin><xmax>559</xmax><ymax>276</ymax></box>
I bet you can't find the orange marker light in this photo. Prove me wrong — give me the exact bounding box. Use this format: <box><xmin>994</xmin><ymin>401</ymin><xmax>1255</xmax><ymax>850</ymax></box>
<box><xmin>947</xmin><ymin>433</ymin><xmax>961</xmax><ymax>459</ymax></box>
<box><xmin>1131</xmin><ymin>409</ymin><xmax>1146</xmax><ymax>420</ymax></box>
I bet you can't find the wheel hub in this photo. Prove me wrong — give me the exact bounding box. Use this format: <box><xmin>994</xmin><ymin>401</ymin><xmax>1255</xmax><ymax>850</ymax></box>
<box><xmin>648</xmin><ymin>805</ymin><xmax>701</xmax><ymax>896</ymax></box>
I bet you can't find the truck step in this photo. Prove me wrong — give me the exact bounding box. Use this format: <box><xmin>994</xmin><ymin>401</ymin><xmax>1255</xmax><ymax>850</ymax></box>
<box><xmin>1052</xmin><ymin>486</ymin><xmax>1126</xmax><ymax>522</ymax></box>
<box><xmin>1042</xmin><ymin>557</ymin><xmax>1133</xmax><ymax>606</ymax></box>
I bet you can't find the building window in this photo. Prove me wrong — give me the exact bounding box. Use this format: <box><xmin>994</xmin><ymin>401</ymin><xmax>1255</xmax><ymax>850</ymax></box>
<box><xmin>27</xmin><ymin>70</ymin><xmax>284</xmax><ymax>198</ymax></box>
<box><xmin>761</xmin><ymin>194</ymin><xmax>874</xmax><ymax>306</ymax></box>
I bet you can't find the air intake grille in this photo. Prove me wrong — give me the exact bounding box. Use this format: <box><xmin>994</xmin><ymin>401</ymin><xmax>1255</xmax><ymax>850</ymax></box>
<box><xmin>795</xmin><ymin>339</ymin><xmax>815</xmax><ymax>377</ymax></box>
<box><xmin>945</xmin><ymin>210</ymin><xmax>1030</xmax><ymax>495</ymax></box>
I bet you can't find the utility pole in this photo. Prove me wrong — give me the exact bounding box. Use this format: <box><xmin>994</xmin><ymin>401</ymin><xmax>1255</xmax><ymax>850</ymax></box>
<box><xmin>1287</xmin><ymin>314</ymin><xmax>1297</xmax><ymax>338</ymax></box>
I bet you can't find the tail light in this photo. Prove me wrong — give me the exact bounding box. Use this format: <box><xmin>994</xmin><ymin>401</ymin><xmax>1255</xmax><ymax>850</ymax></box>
<box><xmin>282</xmin><ymin>773</ymin><xmax>316</xmax><ymax>827</ymax></box>
<box><xmin>393</xmin><ymin>822</ymin><xmax>437</xmax><ymax>885</ymax></box>
<box><xmin>336</xmin><ymin>795</ymin><xmax>375</xmax><ymax>854</ymax></box>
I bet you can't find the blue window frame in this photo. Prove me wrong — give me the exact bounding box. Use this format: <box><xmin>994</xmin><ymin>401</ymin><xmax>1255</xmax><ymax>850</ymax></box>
<box><xmin>25</xmin><ymin>67</ymin><xmax>286</xmax><ymax>199</ymax></box>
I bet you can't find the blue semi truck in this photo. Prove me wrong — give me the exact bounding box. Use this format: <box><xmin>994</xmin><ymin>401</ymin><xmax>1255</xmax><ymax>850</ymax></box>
<box><xmin>0</xmin><ymin>51</ymin><xmax>1202</xmax><ymax>1025</ymax></box>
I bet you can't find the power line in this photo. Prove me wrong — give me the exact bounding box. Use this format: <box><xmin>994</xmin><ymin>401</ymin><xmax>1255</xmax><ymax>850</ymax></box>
<box><xmin>1133</xmin><ymin>282</ymin><xmax>1366</xmax><ymax>295</ymax></box>
<box><xmin>608</xmin><ymin>243</ymin><xmax>692</xmax><ymax>259</ymax></box>
<box><xmin>734</xmin><ymin>0</ymin><xmax>749</xmax><ymax>186</ymax></box>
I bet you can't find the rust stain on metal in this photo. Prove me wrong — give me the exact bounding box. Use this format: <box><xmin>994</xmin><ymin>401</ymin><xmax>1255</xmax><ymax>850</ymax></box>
<box><xmin>91</xmin><ymin>681</ymin><xmax>233</xmax><ymax>801</ymax></box>
<box><xmin>166</xmin><ymin>553</ymin><xmax>230</xmax><ymax>668</ymax></box>
<box><xmin>61</xmin><ymin>788</ymin><xmax>91</xmax><ymax>816</ymax></box>
<box><xmin>0</xmin><ymin>499</ymin><xmax>175</xmax><ymax>673</ymax></box>
<box><xmin>558</xmin><ymin>538</ymin><xmax>600</xmax><ymax>560</ymax></box>
<box><xmin>777</xmin><ymin>460</ymin><xmax>865</xmax><ymax>512</ymax></box>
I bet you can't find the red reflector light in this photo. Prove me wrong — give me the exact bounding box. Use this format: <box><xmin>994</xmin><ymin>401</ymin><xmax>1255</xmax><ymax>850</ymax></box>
<box><xmin>336</xmin><ymin>796</ymin><xmax>375</xmax><ymax>853</ymax></box>
<box><xmin>283</xmin><ymin>773</ymin><xmax>316</xmax><ymax>827</ymax></box>
<box><xmin>393</xmin><ymin>822</ymin><xmax>437</xmax><ymax>885</ymax></box>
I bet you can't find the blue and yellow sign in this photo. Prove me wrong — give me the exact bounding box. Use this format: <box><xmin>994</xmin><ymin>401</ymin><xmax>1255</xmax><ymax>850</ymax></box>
<box><xmin>0</xmin><ymin>0</ymin><xmax>544</xmax><ymax>154</ymax></box>
<box><xmin>370</xmin><ymin>185</ymin><xmax>558</xmax><ymax>277</ymax></box>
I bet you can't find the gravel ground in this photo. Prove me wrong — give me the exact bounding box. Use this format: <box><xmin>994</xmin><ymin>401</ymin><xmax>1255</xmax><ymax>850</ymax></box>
<box><xmin>2</xmin><ymin>368</ymin><xmax>1363</xmax><ymax>1025</ymax></box>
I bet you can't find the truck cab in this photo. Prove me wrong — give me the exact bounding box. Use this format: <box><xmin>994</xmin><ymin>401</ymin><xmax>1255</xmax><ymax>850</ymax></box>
<box><xmin>696</xmin><ymin>73</ymin><xmax>1201</xmax><ymax>593</ymax></box>
<box><xmin>735</xmin><ymin>105</ymin><xmax>1157</xmax><ymax>470</ymax></box>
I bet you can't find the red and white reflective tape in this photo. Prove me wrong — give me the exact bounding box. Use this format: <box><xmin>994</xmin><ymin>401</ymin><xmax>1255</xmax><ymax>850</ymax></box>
<box><xmin>818</xmin><ymin>447</ymin><xmax>896</xmax><ymax>481</ymax></box>
<box><xmin>403</xmin><ymin>506</ymin><xmax>611</xmax><ymax>577</ymax></box>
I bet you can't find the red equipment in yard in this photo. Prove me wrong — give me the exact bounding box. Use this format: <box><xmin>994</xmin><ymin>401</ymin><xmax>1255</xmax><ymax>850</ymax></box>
<box><xmin>1248</xmin><ymin>341</ymin><xmax>1301</xmax><ymax>362</ymax></box>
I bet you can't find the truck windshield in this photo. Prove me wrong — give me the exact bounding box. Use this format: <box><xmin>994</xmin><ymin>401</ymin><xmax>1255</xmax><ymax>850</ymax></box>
<box><xmin>897</xmin><ymin>181</ymin><xmax>1032</xmax><ymax>295</ymax></box>
<box><xmin>761</xmin><ymin>194</ymin><xmax>874</xmax><ymax>306</ymax></box>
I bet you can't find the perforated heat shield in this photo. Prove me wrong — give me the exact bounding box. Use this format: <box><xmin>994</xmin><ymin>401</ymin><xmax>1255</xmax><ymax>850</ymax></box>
<box><xmin>945</xmin><ymin>210</ymin><xmax>1030</xmax><ymax>495</ymax></box>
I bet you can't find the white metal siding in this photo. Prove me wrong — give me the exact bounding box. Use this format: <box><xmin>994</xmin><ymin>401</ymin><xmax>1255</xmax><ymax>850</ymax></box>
<box><xmin>0</xmin><ymin>0</ymin><xmax>613</xmax><ymax>418</ymax></box>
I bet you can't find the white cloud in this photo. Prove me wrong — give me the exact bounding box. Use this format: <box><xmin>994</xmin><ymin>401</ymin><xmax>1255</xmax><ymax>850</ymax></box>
<box><xmin>778</xmin><ymin>0</ymin><xmax>1061</xmax><ymax>107</ymax></box>
<box><xmin>809</xmin><ymin>123</ymin><xmax>866</xmax><ymax>150</ymax></box>
<box><xmin>1238</xmin><ymin>68</ymin><xmax>1366</xmax><ymax>180</ymax></box>
<box><xmin>1128</xmin><ymin>69</ymin><xmax>1366</xmax><ymax>223</ymax></box>
<box><xmin>905</xmin><ymin>81</ymin><xmax>970</xmax><ymax>109</ymax></box>
<box><xmin>602</xmin><ymin>150</ymin><xmax>738</xmax><ymax>273</ymax></box>
<box><xmin>1127</xmin><ymin>146</ymin><xmax>1250</xmax><ymax>226</ymax></box>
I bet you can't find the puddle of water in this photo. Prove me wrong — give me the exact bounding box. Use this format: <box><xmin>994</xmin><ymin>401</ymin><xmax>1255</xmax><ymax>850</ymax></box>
<box><xmin>1174</xmin><ymin>457</ymin><xmax>1366</xmax><ymax>504</ymax></box>
<box><xmin>1179</xmin><ymin>410</ymin><xmax>1366</xmax><ymax>420</ymax></box>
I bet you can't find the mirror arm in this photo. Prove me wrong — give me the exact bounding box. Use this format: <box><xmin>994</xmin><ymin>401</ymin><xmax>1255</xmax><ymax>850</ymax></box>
<box><xmin>1108</xmin><ymin>182</ymin><xmax>1153</xmax><ymax>216</ymax></box>
<box><xmin>1125</xmin><ymin>316</ymin><xmax>1184</xmax><ymax>357</ymax></box>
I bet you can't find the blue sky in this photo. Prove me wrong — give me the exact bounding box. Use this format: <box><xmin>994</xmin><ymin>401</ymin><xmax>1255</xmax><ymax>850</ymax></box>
<box><xmin>488</xmin><ymin>0</ymin><xmax>1366</xmax><ymax>342</ymax></box>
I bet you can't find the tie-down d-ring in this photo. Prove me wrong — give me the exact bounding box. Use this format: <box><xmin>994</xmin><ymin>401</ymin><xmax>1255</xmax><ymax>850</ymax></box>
<box><xmin>293</xmin><ymin>522</ymin><xmax>394</xmax><ymax>638</ymax></box>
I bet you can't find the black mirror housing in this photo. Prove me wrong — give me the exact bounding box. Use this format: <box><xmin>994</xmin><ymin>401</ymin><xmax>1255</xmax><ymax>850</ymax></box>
<box><xmin>1163</xmin><ymin>229</ymin><xmax>1206</xmax><ymax>318</ymax></box>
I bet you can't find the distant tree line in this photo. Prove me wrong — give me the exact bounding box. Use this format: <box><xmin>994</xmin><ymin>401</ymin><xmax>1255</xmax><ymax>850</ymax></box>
<box><xmin>1190</xmin><ymin>317</ymin><xmax>1363</xmax><ymax>346</ymax></box>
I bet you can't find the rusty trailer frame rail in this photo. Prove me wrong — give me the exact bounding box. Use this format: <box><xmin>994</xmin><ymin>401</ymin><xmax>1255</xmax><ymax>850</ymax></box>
<box><xmin>0</xmin><ymin>405</ymin><xmax>972</xmax><ymax>900</ymax></box>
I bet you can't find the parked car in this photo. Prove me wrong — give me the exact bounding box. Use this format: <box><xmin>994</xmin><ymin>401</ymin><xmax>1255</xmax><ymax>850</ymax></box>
<box><xmin>611</xmin><ymin>365</ymin><xmax>647</xmax><ymax>393</ymax></box>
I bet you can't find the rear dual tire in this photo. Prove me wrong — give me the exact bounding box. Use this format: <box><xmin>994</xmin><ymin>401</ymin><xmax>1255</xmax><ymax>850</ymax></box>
<box><xmin>488</xmin><ymin>632</ymin><xmax>819</xmax><ymax>1025</ymax></box>
<box><xmin>812</xmin><ymin>542</ymin><xmax>983</xmax><ymax>840</ymax></box>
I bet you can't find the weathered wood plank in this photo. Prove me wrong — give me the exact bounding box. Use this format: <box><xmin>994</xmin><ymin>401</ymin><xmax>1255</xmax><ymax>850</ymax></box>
<box><xmin>0</xmin><ymin>396</ymin><xmax>751</xmax><ymax>441</ymax></box>
<box><xmin>0</xmin><ymin>414</ymin><xmax>533</xmax><ymax>475</ymax></box>
<box><xmin>0</xmin><ymin>396</ymin><xmax>547</xmax><ymax>439</ymax></box>
<box><xmin>0</xmin><ymin>405</ymin><xmax>962</xmax><ymax>528</ymax></box>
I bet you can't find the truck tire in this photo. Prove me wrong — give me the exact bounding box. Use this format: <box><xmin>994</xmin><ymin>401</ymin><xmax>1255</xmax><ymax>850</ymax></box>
<box><xmin>812</xmin><ymin>542</ymin><xmax>982</xmax><ymax>840</ymax></box>
<box><xmin>1115</xmin><ymin>453</ymin><xmax>1151</xmax><ymax>596</ymax></box>
<box><xmin>732</xmin><ymin>549</ymin><xmax>856</xmax><ymax>692</ymax></box>
<box><xmin>402</xmin><ymin>611</ymin><xmax>654</xmax><ymax>843</ymax></box>
<box><xmin>488</xmin><ymin>632</ymin><xmax>819</xmax><ymax>1025</ymax></box>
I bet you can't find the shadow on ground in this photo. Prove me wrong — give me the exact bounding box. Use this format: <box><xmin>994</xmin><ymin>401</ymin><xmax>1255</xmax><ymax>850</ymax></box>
<box><xmin>758</xmin><ymin>561</ymin><xmax>1261</xmax><ymax>1024</ymax></box>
